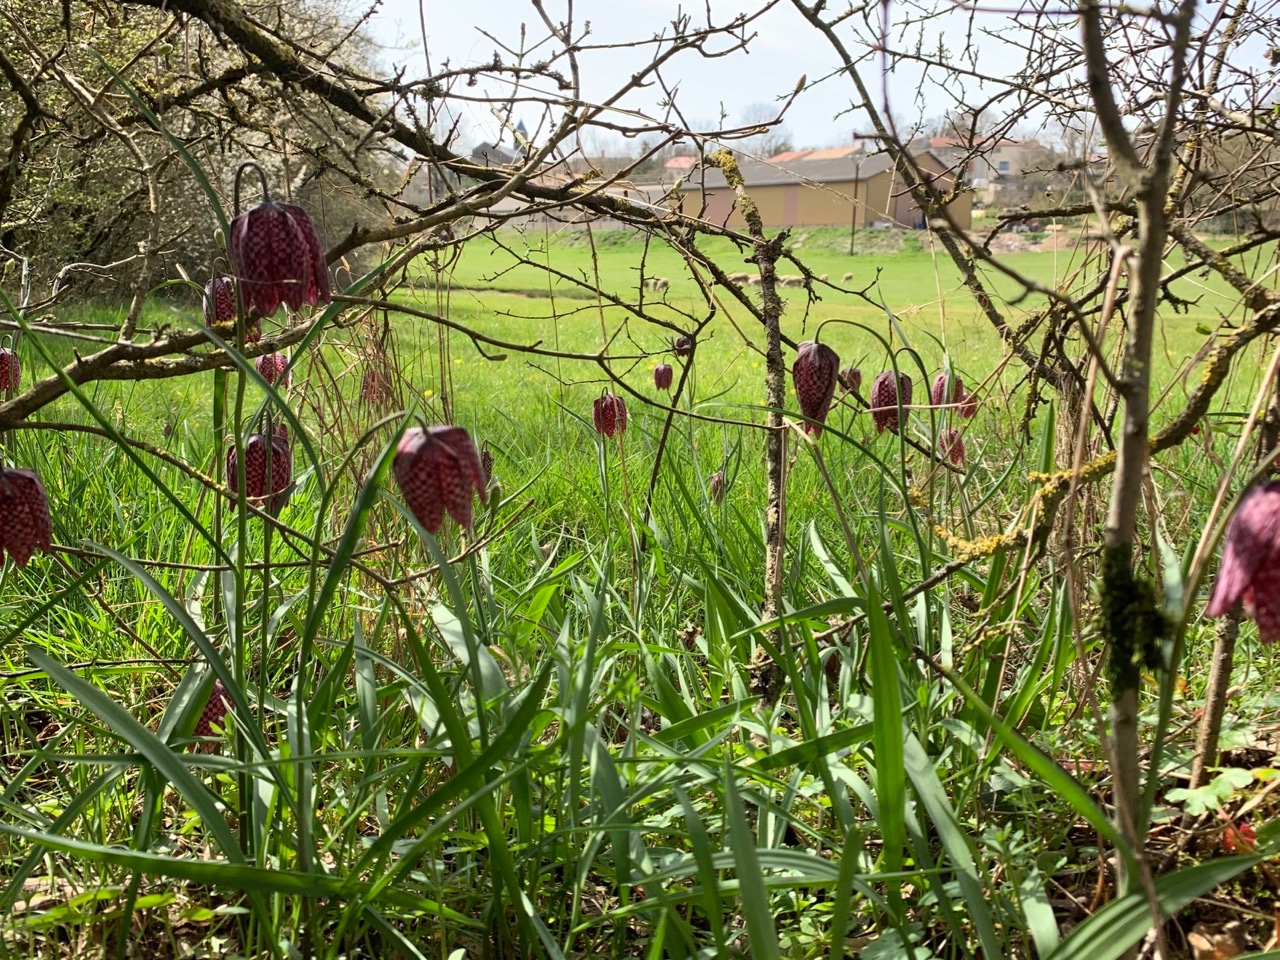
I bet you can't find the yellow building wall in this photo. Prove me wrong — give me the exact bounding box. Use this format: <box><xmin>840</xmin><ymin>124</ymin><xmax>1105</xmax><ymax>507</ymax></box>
<box><xmin>684</xmin><ymin>158</ymin><xmax>972</xmax><ymax>231</ymax></box>
<box><xmin>794</xmin><ymin>181</ymin><xmax>854</xmax><ymax>226</ymax></box>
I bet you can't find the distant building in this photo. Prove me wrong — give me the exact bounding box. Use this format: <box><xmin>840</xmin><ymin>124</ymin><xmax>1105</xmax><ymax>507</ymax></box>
<box><xmin>676</xmin><ymin>145</ymin><xmax>971</xmax><ymax>231</ymax></box>
<box><xmin>402</xmin><ymin>140</ymin><xmax>520</xmax><ymax>207</ymax></box>
<box><xmin>471</xmin><ymin>141</ymin><xmax>518</xmax><ymax>168</ymax></box>
<box><xmin>928</xmin><ymin>137</ymin><xmax>1045</xmax><ymax>204</ymax></box>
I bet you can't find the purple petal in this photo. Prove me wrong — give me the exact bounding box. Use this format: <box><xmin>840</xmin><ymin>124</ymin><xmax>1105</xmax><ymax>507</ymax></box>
<box><xmin>1208</xmin><ymin>482</ymin><xmax>1280</xmax><ymax>617</ymax></box>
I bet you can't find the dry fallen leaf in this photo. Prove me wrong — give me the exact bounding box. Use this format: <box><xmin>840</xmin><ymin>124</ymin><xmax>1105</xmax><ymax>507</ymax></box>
<box><xmin>1187</xmin><ymin>920</ymin><xmax>1249</xmax><ymax>960</ymax></box>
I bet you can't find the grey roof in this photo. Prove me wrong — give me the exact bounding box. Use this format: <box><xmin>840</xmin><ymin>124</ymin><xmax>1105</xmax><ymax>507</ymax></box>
<box><xmin>678</xmin><ymin>150</ymin><xmax>946</xmax><ymax>190</ymax></box>
<box><xmin>471</xmin><ymin>142</ymin><xmax>517</xmax><ymax>166</ymax></box>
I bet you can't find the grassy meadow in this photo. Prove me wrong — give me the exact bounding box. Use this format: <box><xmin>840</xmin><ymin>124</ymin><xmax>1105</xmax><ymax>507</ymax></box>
<box><xmin>2</xmin><ymin>225</ymin><xmax>1278</xmax><ymax>958</ymax></box>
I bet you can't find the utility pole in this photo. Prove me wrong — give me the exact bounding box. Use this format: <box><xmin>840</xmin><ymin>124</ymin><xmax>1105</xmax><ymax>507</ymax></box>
<box><xmin>848</xmin><ymin>139</ymin><xmax>863</xmax><ymax>255</ymax></box>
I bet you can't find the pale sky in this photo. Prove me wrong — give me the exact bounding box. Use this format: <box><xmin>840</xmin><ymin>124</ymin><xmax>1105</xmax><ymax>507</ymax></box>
<box><xmin>360</xmin><ymin>0</ymin><xmax>1014</xmax><ymax>153</ymax></box>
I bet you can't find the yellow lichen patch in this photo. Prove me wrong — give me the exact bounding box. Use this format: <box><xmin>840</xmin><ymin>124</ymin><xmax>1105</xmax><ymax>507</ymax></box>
<box><xmin>1031</xmin><ymin>450</ymin><xmax>1119</xmax><ymax>503</ymax></box>
<box><xmin>934</xmin><ymin>527</ymin><xmax>1029</xmax><ymax>564</ymax></box>
<box><xmin>705</xmin><ymin>150</ymin><xmax>764</xmax><ymax>233</ymax></box>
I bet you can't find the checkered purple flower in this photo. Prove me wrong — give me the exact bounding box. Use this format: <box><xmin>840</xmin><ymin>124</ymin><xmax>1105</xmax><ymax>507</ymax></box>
<box><xmin>1207</xmin><ymin>481</ymin><xmax>1280</xmax><ymax>642</ymax></box>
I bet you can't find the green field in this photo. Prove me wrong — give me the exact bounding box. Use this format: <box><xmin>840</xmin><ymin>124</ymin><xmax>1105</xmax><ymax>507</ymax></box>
<box><xmin>3</xmin><ymin>226</ymin><xmax>1278</xmax><ymax>958</ymax></box>
<box><xmin>386</xmin><ymin>227</ymin><xmax>1270</xmax><ymax>428</ymax></box>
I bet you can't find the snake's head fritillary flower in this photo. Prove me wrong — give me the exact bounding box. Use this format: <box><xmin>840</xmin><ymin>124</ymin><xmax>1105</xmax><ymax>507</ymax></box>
<box><xmin>793</xmin><ymin>341</ymin><xmax>840</xmax><ymax>437</ymax></box>
<box><xmin>227</xmin><ymin>432</ymin><xmax>291</xmax><ymax>512</ymax></box>
<box><xmin>708</xmin><ymin>469</ymin><xmax>727</xmax><ymax>505</ymax></box>
<box><xmin>0</xmin><ymin>468</ymin><xmax>53</xmax><ymax>567</ymax></box>
<box><xmin>393</xmin><ymin>425</ymin><xmax>487</xmax><ymax>535</ymax></box>
<box><xmin>230</xmin><ymin>198</ymin><xmax>330</xmax><ymax>318</ymax></box>
<box><xmin>938</xmin><ymin>427</ymin><xmax>965</xmax><ymax>466</ymax></box>
<box><xmin>673</xmin><ymin>336</ymin><xmax>693</xmax><ymax>358</ymax></box>
<box><xmin>256</xmin><ymin>352</ymin><xmax>289</xmax><ymax>388</ymax></box>
<box><xmin>931</xmin><ymin>372</ymin><xmax>977</xmax><ymax>419</ymax></box>
<box><xmin>193</xmin><ymin>680</ymin><xmax>231</xmax><ymax>742</ymax></box>
<box><xmin>0</xmin><ymin>346</ymin><xmax>19</xmax><ymax>392</ymax></box>
<box><xmin>838</xmin><ymin>365</ymin><xmax>861</xmax><ymax>393</ymax></box>
<box><xmin>592</xmin><ymin>394</ymin><xmax>628</xmax><ymax>439</ymax></box>
<box><xmin>361</xmin><ymin>362</ymin><xmax>393</xmax><ymax>404</ymax></box>
<box><xmin>654</xmin><ymin>363</ymin><xmax>674</xmax><ymax>391</ymax></box>
<box><xmin>870</xmin><ymin>371</ymin><xmax>913</xmax><ymax>434</ymax></box>
<box><xmin>203</xmin><ymin>277</ymin><xmax>236</xmax><ymax>326</ymax></box>
<box><xmin>204</xmin><ymin>278</ymin><xmax>262</xmax><ymax>346</ymax></box>
<box><xmin>1207</xmin><ymin>480</ymin><xmax>1280</xmax><ymax>642</ymax></box>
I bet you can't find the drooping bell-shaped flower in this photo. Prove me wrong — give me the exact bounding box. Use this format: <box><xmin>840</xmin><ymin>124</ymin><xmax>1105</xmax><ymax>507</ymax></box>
<box><xmin>654</xmin><ymin>363</ymin><xmax>674</xmax><ymax>391</ymax></box>
<box><xmin>0</xmin><ymin>467</ymin><xmax>53</xmax><ymax>567</ymax></box>
<box><xmin>226</xmin><ymin>431</ymin><xmax>291</xmax><ymax>512</ymax></box>
<box><xmin>361</xmin><ymin>362</ymin><xmax>392</xmax><ymax>404</ymax></box>
<box><xmin>1207</xmin><ymin>480</ymin><xmax>1280</xmax><ymax>642</ymax></box>
<box><xmin>938</xmin><ymin>427</ymin><xmax>965</xmax><ymax>466</ymax></box>
<box><xmin>709</xmin><ymin>469</ymin><xmax>727</xmax><ymax>505</ymax></box>
<box><xmin>192</xmin><ymin>680</ymin><xmax>231</xmax><ymax>752</ymax></box>
<box><xmin>838</xmin><ymin>365</ymin><xmax>861</xmax><ymax>393</ymax></box>
<box><xmin>230</xmin><ymin>194</ymin><xmax>331</xmax><ymax>318</ymax></box>
<box><xmin>870</xmin><ymin>371</ymin><xmax>913</xmax><ymax>434</ymax></box>
<box><xmin>203</xmin><ymin>276</ymin><xmax>262</xmax><ymax>345</ymax></box>
<box><xmin>393</xmin><ymin>425</ymin><xmax>488</xmax><ymax>534</ymax></box>
<box><xmin>203</xmin><ymin>276</ymin><xmax>236</xmax><ymax>326</ymax></box>
<box><xmin>793</xmin><ymin>341</ymin><xmax>840</xmax><ymax>437</ymax></box>
<box><xmin>257</xmin><ymin>352</ymin><xmax>290</xmax><ymax>388</ymax></box>
<box><xmin>674</xmin><ymin>336</ymin><xmax>693</xmax><ymax>358</ymax></box>
<box><xmin>0</xmin><ymin>346</ymin><xmax>19</xmax><ymax>391</ymax></box>
<box><xmin>931</xmin><ymin>372</ymin><xmax>978</xmax><ymax>419</ymax></box>
<box><xmin>593</xmin><ymin>393</ymin><xmax>628</xmax><ymax>439</ymax></box>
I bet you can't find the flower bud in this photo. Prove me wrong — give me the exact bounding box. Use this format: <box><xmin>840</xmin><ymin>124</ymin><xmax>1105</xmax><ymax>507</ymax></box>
<box><xmin>709</xmin><ymin>470</ymin><xmax>727</xmax><ymax>504</ymax></box>
<box><xmin>203</xmin><ymin>277</ymin><xmax>236</xmax><ymax>326</ymax></box>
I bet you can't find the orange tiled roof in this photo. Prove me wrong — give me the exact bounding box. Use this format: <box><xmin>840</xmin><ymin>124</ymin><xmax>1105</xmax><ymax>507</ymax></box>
<box><xmin>767</xmin><ymin>149</ymin><xmax>813</xmax><ymax>163</ymax></box>
<box><xmin>803</xmin><ymin>147</ymin><xmax>858</xmax><ymax>160</ymax></box>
